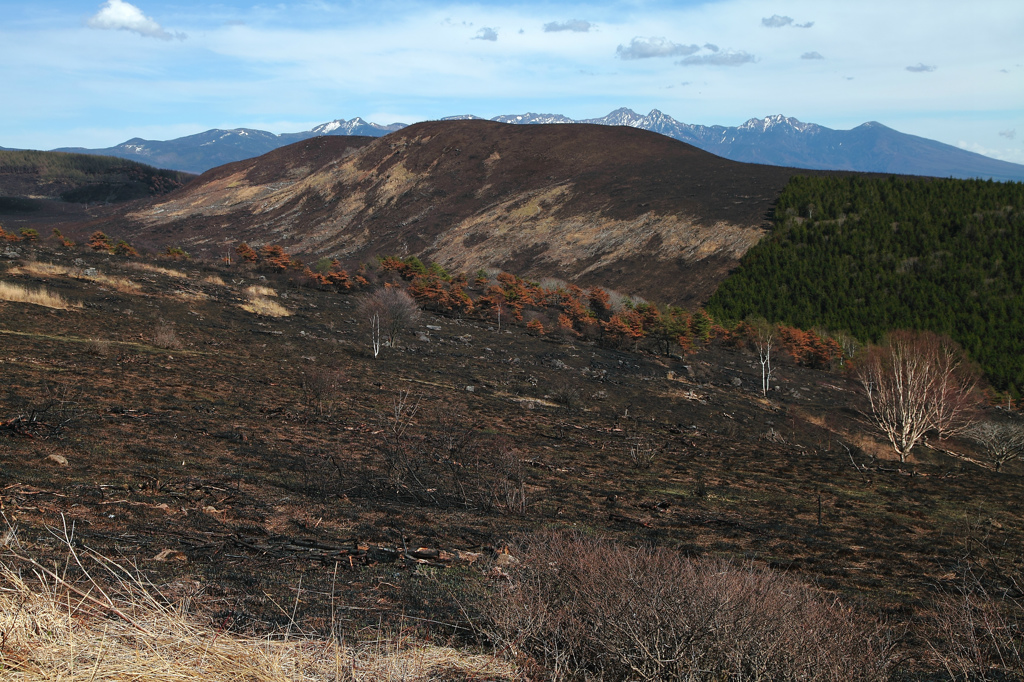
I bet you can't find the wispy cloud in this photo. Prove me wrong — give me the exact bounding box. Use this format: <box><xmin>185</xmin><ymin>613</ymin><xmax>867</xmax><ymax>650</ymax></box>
<box><xmin>678</xmin><ymin>50</ymin><xmax>756</xmax><ymax>66</ymax></box>
<box><xmin>474</xmin><ymin>27</ymin><xmax>497</xmax><ymax>41</ymax></box>
<box><xmin>801</xmin><ymin>51</ymin><xmax>824</xmax><ymax>60</ymax></box>
<box><xmin>906</xmin><ymin>63</ymin><xmax>937</xmax><ymax>72</ymax></box>
<box><xmin>87</xmin><ymin>0</ymin><xmax>184</xmax><ymax>40</ymax></box>
<box><xmin>616</xmin><ymin>37</ymin><xmax>698</xmax><ymax>60</ymax></box>
<box><xmin>544</xmin><ymin>20</ymin><xmax>592</xmax><ymax>33</ymax></box>
<box><xmin>704</xmin><ymin>43</ymin><xmax>719</xmax><ymax>52</ymax></box>
<box><xmin>999</xmin><ymin>129</ymin><xmax>1016</xmax><ymax>139</ymax></box>
<box><xmin>762</xmin><ymin>15</ymin><xmax>813</xmax><ymax>28</ymax></box>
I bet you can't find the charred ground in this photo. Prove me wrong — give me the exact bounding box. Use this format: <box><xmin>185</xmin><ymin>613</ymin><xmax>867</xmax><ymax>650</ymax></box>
<box><xmin>1</xmin><ymin>243</ymin><xmax>1022</xmax><ymax>678</ymax></box>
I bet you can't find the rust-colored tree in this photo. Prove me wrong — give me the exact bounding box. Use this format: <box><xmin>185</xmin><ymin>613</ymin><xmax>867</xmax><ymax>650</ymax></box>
<box><xmin>88</xmin><ymin>231</ymin><xmax>112</xmax><ymax>251</ymax></box>
<box><xmin>857</xmin><ymin>330</ymin><xmax>979</xmax><ymax>462</ymax></box>
<box><xmin>236</xmin><ymin>242</ymin><xmax>259</xmax><ymax>263</ymax></box>
<box><xmin>261</xmin><ymin>244</ymin><xmax>291</xmax><ymax>271</ymax></box>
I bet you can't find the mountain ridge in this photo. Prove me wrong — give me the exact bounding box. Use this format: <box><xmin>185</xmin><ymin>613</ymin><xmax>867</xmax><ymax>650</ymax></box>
<box><xmin>41</xmin><ymin>110</ymin><xmax>1024</xmax><ymax>181</ymax></box>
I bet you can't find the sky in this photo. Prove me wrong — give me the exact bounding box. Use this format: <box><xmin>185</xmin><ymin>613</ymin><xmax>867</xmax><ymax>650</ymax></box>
<box><xmin>2</xmin><ymin>0</ymin><xmax>1022</xmax><ymax>164</ymax></box>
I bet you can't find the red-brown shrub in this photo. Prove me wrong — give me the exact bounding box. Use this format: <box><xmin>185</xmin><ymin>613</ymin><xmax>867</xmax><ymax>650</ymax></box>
<box><xmin>481</xmin><ymin>532</ymin><xmax>895</xmax><ymax>681</ymax></box>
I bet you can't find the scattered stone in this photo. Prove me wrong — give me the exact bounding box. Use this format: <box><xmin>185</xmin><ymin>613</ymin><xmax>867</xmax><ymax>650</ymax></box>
<box><xmin>46</xmin><ymin>454</ymin><xmax>68</xmax><ymax>466</ymax></box>
<box><xmin>416</xmin><ymin>331</ymin><xmax>430</xmax><ymax>342</ymax></box>
<box><xmin>84</xmin><ymin>267</ymin><xmax>98</xmax><ymax>277</ymax></box>
<box><xmin>730</xmin><ymin>376</ymin><xmax>742</xmax><ymax>387</ymax></box>
<box><xmin>465</xmin><ymin>385</ymin><xmax>476</xmax><ymax>392</ymax></box>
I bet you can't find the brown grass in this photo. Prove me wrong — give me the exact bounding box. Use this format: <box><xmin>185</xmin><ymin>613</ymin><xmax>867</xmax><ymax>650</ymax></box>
<box><xmin>203</xmin><ymin>274</ymin><xmax>227</xmax><ymax>286</ymax></box>
<box><xmin>124</xmin><ymin>262</ymin><xmax>189</xmax><ymax>279</ymax></box>
<box><xmin>245</xmin><ymin>284</ymin><xmax>278</xmax><ymax>297</ymax></box>
<box><xmin>0</xmin><ymin>281</ymin><xmax>81</xmax><ymax>310</ymax></box>
<box><xmin>0</xmin><ymin>537</ymin><xmax>519</xmax><ymax>682</ymax></box>
<box><xmin>8</xmin><ymin>261</ymin><xmax>142</xmax><ymax>294</ymax></box>
<box><xmin>241</xmin><ymin>295</ymin><xmax>291</xmax><ymax>317</ymax></box>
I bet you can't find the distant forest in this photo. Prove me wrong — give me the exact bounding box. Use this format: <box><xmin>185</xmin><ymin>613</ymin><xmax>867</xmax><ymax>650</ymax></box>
<box><xmin>0</xmin><ymin>150</ymin><xmax>192</xmax><ymax>203</ymax></box>
<box><xmin>707</xmin><ymin>175</ymin><xmax>1024</xmax><ymax>394</ymax></box>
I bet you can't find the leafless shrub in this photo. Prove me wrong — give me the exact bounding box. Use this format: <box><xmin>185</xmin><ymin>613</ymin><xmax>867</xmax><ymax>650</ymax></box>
<box><xmin>926</xmin><ymin>574</ymin><xmax>1024</xmax><ymax>680</ymax></box>
<box><xmin>359</xmin><ymin>287</ymin><xmax>421</xmax><ymax>352</ymax></box>
<box><xmin>373</xmin><ymin>393</ymin><xmax>480</xmax><ymax>507</ymax></box>
<box><xmin>85</xmin><ymin>338</ymin><xmax>112</xmax><ymax>357</ymax></box>
<box><xmin>857</xmin><ymin>330</ymin><xmax>979</xmax><ymax>462</ymax></box>
<box><xmin>481</xmin><ymin>532</ymin><xmax>895</xmax><ymax>681</ymax></box>
<box><xmin>493</xmin><ymin>436</ymin><xmax>527</xmax><ymax>515</ymax></box>
<box><xmin>965</xmin><ymin>420</ymin><xmax>1024</xmax><ymax>472</ymax></box>
<box><xmin>625</xmin><ymin>419</ymin><xmax>658</xmax><ymax>470</ymax></box>
<box><xmin>301</xmin><ymin>367</ymin><xmax>346</xmax><ymax>419</ymax></box>
<box><xmin>151</xmin><ymin>318</ymin><xmax>183</xmax><ymax>350</ymax></box>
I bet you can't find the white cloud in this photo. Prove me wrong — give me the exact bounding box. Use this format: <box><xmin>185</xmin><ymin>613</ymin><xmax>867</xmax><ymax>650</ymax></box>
<box><xmin>87</xmin><ymin>0</ymin><xmax>183</xmax><ymax>40</ymax></box>
<box><xmin>801</xmin><ymin>51</ymin><xmax>824</xmax><ymax>60</ymax></box>
<box><xmin>762</xmin><ymin>15</ymin><xmax>813</xmax><ymax>29</ymax></box>
<box><xmin>616</xmin><ymin>37</ymin><xmax>699</xmax><ymax>60</ymax></box>
<box><xmin>544</xmin><ymin>20</ymin><xmax>592</xmax><ymax>33</ymax></box>
<box><xmin>678</xmin><ymin>50</ymin><xmax>756</xmax><ymax>67</ymax></box>
<box><xmin>762</xmin><ymin>15</ymin><xmax>793</xmax><ymax>27</ymax></box>
<box><xmin>474</xmin><ymin>27</ymin><xmax>497</xmax><ymax>41</ymax></box>
<box><xmin>906</xmin><ymin>63</ymin><xmax>937</xmax><ymax>72</ymax></box>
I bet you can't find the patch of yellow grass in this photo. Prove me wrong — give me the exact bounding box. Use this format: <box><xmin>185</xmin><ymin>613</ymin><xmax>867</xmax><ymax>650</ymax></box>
<box><xmin>203</xmin><ymin>274</ymin><xmax>227</xmax><ymax>286</ymax></box>
<box><xmin>0</xmin><ymin>545</ymin><xmax>519</xmax><ymax>682</ymax></box>
<box><xmin>8</xmin><ymin>261</ymin><xmax>142</xmax><ymax>294</ymax></box>
<box><xmin>241</xmin><ymin>295</ymin><xmax>291</xmax><ymax>317</ymax></box>
<box><xmin>245</xmin><ymin>284</ymin><xmax>278</xmax><ymax>297</ymax></box>
<box><xmin>0</xmin><ymin>281</ymin><xmax>81</xmax><ymax>310</ymax></box>
<box><xmin>124</xmin><ymin>262</ymin><xmax>189</xmax><ymax>278</ymax></box>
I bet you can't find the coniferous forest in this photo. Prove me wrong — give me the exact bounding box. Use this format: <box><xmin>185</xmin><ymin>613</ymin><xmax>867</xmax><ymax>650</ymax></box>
<box><xmin>707</xmin><ymin>175</ymin><xmax>1024</xmax><ymax>394</ymax></box>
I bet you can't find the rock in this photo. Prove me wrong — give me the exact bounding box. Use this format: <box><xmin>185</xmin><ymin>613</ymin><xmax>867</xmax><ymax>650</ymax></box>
<box><xmin>47</xmin><ymin>454</ymin><xmax>68</xmax><ymax>466</ymax></box>
<box><xmin>465</xmin><ymin>385</ymin><xmax>476</xmax><ymax>392</ymax></box>
<box><xmin>551</xmin><ymin>359</ymin><xmax>569</xmax><ymax>370</ymax></box>
<box><xmin>426</xmin><ymin>325</ymin><xmax>442</xmax><ymax>331</ymax></box>
<box><xmin>2</xmin><ymin>247</ymin><xmax>21</xmax><ymax>259</ymax></box>
<box><xmin>730</xmin><ymin>376</ymin><xmax>742</xmax><ymax>387</ymax></box>
<box><xmin>84</xmin><ymin>267</ymin><xmax>98</xmax><ymax>277</ymax></box>
<box><xmin>666</xmin><ymin>371</ymin><xmax>676</xmax><ymax>380</ymax></box>
<box><xmin>416</xmin><ymin>331</ymin><xmax>430</xmax><ymax>342</ymax></box>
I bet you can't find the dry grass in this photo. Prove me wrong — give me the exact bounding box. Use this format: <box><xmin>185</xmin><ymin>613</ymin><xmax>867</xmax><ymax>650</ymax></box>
<box><xmin>241</xmin><ymin>294</ymin><xmax>291</xmax><ymax>317</ymax></box>
<box><xmin>245</xmin><ymin>284</ymin><xmax>279</xmax><ymax>297</ymax></box>
<box><xmin>0</xmin><ymin>524</ymin><xmax>519</xmax><ymax>681</ymax></box>
<box><xmin>8</xmin><ymin>261</ymin><xmax>142</xmax><ymax>295</ymax></box>
<box><xmin>124</xmin><ymin>262</ymin><xmax>189</xmax><ymax>279</ymax></box>
<box><xmin>0</xmin><ymin>281</ymin><xmax>81</xmax><ymax>310</ymax></box>
<box><xmin>203</xmin><ymin>274</ymin><xmax>227</xmax><ymax>286</ymax></box>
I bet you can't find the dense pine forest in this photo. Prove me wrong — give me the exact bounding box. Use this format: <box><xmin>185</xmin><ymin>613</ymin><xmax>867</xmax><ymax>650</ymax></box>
<box><xmin>707</xmin><ymin>175</ymin><xmax>1024</xmax><ymax>394</ymax></box>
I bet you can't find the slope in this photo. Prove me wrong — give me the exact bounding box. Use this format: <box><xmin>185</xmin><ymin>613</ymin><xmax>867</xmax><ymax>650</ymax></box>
<box><xmin>100</xmin><ymin>121</ymin><xmax>813</xmax><ymax>306</ymax></box>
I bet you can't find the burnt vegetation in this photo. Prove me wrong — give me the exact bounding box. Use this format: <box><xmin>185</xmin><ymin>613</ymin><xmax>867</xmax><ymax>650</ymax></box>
<box><xmin>1</xmin><ymin>232</ymin><xmax>1023</xmax><ymax>680</ymax></box>
<box><xmin>2</xmin><ymin>144</ymin><xmax>1024</xmax><ymax>678</ymax></box>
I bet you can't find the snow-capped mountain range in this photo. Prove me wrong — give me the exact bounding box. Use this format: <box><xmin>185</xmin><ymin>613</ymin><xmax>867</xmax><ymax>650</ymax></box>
<box><xmin>47</xmin><ymin>109</ymin><xmax>1024</xmax><ymax>181</ymax></box>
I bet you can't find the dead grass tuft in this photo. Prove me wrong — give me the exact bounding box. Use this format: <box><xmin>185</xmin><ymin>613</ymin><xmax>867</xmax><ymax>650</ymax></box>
<box><xmin>124</xmin><ymin>262</ymin><xmax>189</xmax><ymax>279</ymax></box>
<box><xmin>8</xmin><ymin>261</ymin><xmax>142</xmax><ymax>294</ymax></box>
<box><xmin>203</xmin><ymin>274</ymin><xmax>227</xmax><ymax>286</ymax></box>
<box><xmin>0</xmin><ymin>529</ymin><xmax>520</xmax><ymax>682</ymax></box>
<box><xmin>0</xmin><ymin>281</ymin><xmax>81</xmax><ymax>310</ymax></box>
<box><xmin>245</xmin><ymin>284</ymin><xmax>278</xmax><ymax>298</ymax></box>
<box><xmin>241</xmin><ymin>292</ymin><xmax>291</xmax><ymax>317</ymax></box>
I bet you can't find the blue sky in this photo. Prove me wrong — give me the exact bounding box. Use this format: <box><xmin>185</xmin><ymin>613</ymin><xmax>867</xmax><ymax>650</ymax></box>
<box><xmin>3</xmin><ymin>0</ymin><xmax>1022</xmax><ymax>163</ymax></box>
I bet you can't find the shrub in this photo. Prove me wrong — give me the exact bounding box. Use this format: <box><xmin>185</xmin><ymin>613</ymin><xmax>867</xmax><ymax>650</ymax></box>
<box><xmin>164</xmin><ymin>246</ymin><xmax>189</xmax><ymax>260</ymax></box>
<box><xmin>19</xmin><ymin>228</ymin><xmax>38</xmax><ymax>241</ymax></box>
<box><xmin>301</xmin><ymin>367</ymin><xmax>346</xmax><ymax>418</ymax></box>
<box><xmin>151</xmin><ymin>319</ymin><xmax>183</xmax><ymax>350</ymax></box>
<box><xmin>236</xmin><ymin>242</ymin><xmax>259</xmax><ymax>263</ymax></box>
<box><xmin>481</xmin><ymin>532</ymin><xmax>895</xmax><ymax>681</ymax></box>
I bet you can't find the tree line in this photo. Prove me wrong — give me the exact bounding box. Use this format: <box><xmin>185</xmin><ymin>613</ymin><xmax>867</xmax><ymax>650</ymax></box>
<box><xmin>707</xmin><ymin>175</ymin><xmax>1024</xmax><ymax>394</ymax></box>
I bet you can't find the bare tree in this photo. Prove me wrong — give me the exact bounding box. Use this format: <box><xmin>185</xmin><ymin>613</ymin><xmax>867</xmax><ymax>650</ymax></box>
<box><xmin>932</xmin><ymin>339</ymin><xmax>980</xmax><ymax>439</ymax></box>
<box><xmin>965</xmin><ymin>420</ymin><xmax>1024</xmax><ymax>472</ymax></box>
<box><xmin>358</xmin><ymin>286</ymin><xmax>420</xmax><ymax>354</ymax></box>
<box><xmin>858</xmin><ymin>330</ymin><xmax>979</xmax><ymax>462</ymax></box>
<box><xmin>750</xmin><ymin>319</ymin><xmax>775</xmax><ymax>397</ymax></box>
